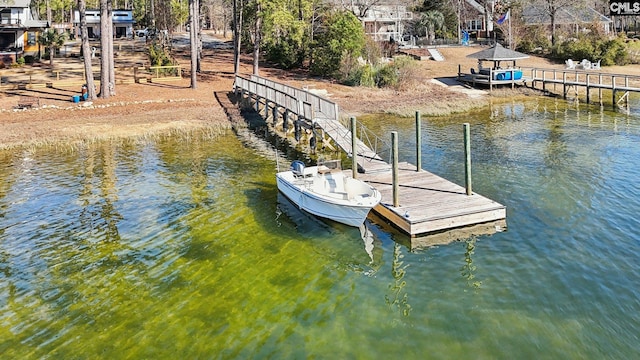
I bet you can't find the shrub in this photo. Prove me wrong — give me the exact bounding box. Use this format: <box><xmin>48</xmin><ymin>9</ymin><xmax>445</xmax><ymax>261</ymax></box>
<box><xmin>391</xmin><ymin>55</ymin><xmax>419</xmax><ymax>89</ymax></box>
<box><xmin>359</xmin><ymin>64</ymin><xmax>376</xmax><ymax>87</ymax></box>
<box><xmin>517</xmin><ymin>28</ymin><xmax>551</xmax><ymax>54</ymax></box>
<box><xmin>337</xmin><ymin>55</ymin><xmax>417</xmax><ymax>90</ymax></box>
<box><xmin>597</xmin><ymin>37</ymin><xmax>629</xmax><ymax>66</ymax></box>
<box><xmin>375</xmin><ymin>63</ymin><xmax>398</xmax><ymax>88</ymax></box>
<box><xmin>16</xmin><ymin>57</ymin><xmax>25</xmax><ymax>66</ymax></box>
<box><xmin>148</xmin><ymin>43</ymin><xmax>177</xmax><ymax>75</ymax></box>
<box><xmin>310</xmin><ymin>10</ymin><xmax>365</xmax><ymax>77</ymax></box>
<box><xmin>551</xmin><ymin>33</ymin><xmax>629</xmax><ymax>66</ymax></box>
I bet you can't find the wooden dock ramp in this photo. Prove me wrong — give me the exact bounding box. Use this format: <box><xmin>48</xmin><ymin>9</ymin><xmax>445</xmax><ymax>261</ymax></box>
<box><xmin>312</xmin><ymin>117</ymin><xmax>391</xmax><ymax>174</ymax></box>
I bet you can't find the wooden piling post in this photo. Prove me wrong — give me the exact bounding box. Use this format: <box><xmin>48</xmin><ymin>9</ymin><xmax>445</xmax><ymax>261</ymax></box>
<box><xmin>415</xmin><ymin>111</ymin><xmax>422</xmax><ymax>172</ymax></box>
<box><xmin>272</xmin><ymin>105</ymin><xmax>279</xmax><ymax>126</ymax></box>
<box><xmin>351</xmin><ymin>117</ymin><xmax>358</xmax><ymax>179</ymax></box>
<box><xmin>612</xmin><ymin>76</ymin><xmax>616</xmax><ymax>108</ymax></box>
<box><xmin>264</xmin><ymin>100</ymin><xmax>270</xmax><ymax>119</ymax></box>
<box><xmin>586</xmin><ymin>74</ymin><xmax>590</xmax><ymax>104</ymax></box>
<box><xmin>392</xmin><ymin>131</ymin><xmax>399</xmax><ymax>207</ymax></box>
<box><xmin>463</xmin><ymin>123</ymin><xmax>472</xmax><ymax>196</ymax></box>
<box><xmin>625</xmin><ymin>76</ymin><xmax>630</xmax><ymax>108</ymax></box>
<box><xmin>283</xmin><ymin>109</ymin><xmax>290</xmax><ymax>133</ymax></box>
<box><xmin>297</xmin><ymin>99</ymin><xmax>304</xmax><ymax>123</ymax></box>
<box><xmin>489</xmin><ymin>69</ymin><xmax>493</xmax><ymax>92</ymax></box>
<box><xmin>599</xmin><ymin>74</ymin><xmax>603</xmax><ymax>106</ymax></box>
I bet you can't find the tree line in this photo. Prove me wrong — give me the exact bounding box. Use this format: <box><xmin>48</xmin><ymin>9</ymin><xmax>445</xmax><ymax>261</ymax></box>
<box><xmin>33</xmin><ymin>0</ymin><xmax>635</xmax><ymax>101</ymax></box>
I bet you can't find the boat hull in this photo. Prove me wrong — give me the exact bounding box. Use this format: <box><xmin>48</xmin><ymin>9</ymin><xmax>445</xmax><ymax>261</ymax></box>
<box><xmin>276</xmin><ymin>171</ymin><xmax>380</xmax><ymax>227</ymax></box>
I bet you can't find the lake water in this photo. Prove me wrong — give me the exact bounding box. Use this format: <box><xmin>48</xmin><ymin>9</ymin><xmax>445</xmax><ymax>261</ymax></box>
<box><xmin>1</xmin><ymin>98</ymin><xmax>639</xmax><ymax>358</ymax></box>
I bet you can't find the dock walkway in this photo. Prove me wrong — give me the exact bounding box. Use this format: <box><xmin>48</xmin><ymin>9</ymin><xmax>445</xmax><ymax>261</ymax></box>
<box><xmin>520</xmin><ymin>67</ymin><xmax>640</xmax><ymax>108</ymax></box>
<box><xmin>234</xmin><ymin>75</ymin><xmax>506</xmax><ymax>238</ymax></box>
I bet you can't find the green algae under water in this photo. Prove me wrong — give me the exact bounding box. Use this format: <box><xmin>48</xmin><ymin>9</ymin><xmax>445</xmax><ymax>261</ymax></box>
<box><xmin>1</xmin><ymin>97</ymin><xmax>640</xmax><ymax>358</ymax></box>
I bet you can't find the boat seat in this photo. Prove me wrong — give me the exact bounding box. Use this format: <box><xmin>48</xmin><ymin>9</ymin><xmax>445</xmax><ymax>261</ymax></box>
<box><xmin>325</xmin><ymin>178</ymin><xmax>346</xmax><ymax>193</ymax></box>
<box><xmin>327</xmin><ymin>191</ymin><xmax>349</xmax><ymax>200</ymax></box>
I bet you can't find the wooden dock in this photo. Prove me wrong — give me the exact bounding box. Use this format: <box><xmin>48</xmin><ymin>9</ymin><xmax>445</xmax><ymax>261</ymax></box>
<box><xmin>234</xmin><ymin>75</ymin><xmax>507</xmax><ymax>238</ymax></box>
<box><xmin>457</xmin><ymin>65</ymin><xmax>528</xmax><ymax>90</ymax></box>
<box><xmin>519</xmin><ymin>67</ymin><xmax>640</xmax><ymax>108</ymax></box>
<box><xmin>361</xmin><ymin>162</ymin><xmax>505</xmax><ymax>237</ymax></box>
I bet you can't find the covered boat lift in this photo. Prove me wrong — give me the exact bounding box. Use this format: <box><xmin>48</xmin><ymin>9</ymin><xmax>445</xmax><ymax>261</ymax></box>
<box><xmin>458</xmin><ymin>43</ymin><xmax>530</xmax><ymax>90</ymax></box>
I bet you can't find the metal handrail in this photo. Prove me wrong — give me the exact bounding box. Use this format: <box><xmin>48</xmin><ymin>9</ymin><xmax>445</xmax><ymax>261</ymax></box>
<box><xmin>339</xmin><ymin>116</ymin><xmax>391</xmax><ymax>164</ymax></box>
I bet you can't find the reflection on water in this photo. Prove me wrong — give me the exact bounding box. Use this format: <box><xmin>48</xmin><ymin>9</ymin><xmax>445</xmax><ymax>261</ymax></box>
<box><xmin>385</xmin><ymin>242</ymin><xmax>411</xmax><ymax>317</ymax></box>
<box><xmin>275</xmin><ymin>191</ymin><xmax>380</xmax><ymax>271</ymax></box>
<box><xmin>460</xmin><ymin>236</ymin><xmax>480</xmax><ymax>289</ymax></box>
<box><xmin>1</xmin><ymin>98</ymin><xmax>640</xmax><ymax>357</ymax></box>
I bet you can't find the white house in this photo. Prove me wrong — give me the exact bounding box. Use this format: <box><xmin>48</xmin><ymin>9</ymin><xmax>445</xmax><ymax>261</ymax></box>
<box><xmin>72</xmin><ymin>9</ymin><xmax>135</xmax><ymax>39</ymax></box>
<box><xmin>0</xmin><ymin>0</ymin><xmax>48</xmax><ymax>63</ymax></box>
<box><xmin>349</xmin><ymin>4</ymin><xmax>413</xmax><ymax>44</ymax></box>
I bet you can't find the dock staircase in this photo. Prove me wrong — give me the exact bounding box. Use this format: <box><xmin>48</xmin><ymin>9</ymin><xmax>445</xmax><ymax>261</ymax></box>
<box><xmin>428</xmin><ymin>48</ymin><xmax>445</xmax><ymax>61</ymax></box>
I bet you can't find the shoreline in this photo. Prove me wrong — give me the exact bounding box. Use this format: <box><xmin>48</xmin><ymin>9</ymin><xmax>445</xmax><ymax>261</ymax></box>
<box><xmin>3</xmin><ymin>39</ymin><xmax>630</xmax><ymax>151</ymax></box>
<box><xmin>0</xmin><ymin>81</ymin><xmax>551</xmax><ymax>151</ymax></box>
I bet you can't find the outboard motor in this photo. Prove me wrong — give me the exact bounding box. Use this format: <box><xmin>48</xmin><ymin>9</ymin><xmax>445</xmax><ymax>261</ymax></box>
<box><xmin>290</xmin><ymin>160</ymin><xmax>305</xmax><ymax>176</ymax></box>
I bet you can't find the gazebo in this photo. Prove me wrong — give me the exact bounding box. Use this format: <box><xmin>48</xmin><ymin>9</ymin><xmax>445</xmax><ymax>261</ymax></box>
<box><xmin>460</xmin><ymin>43</ymin><xmax>530</xmax><ymax>89</ymax></box>
<box><xmin>467</xmin><ymin>43</ymin><xmax>529</xmax><ymax>71</ymax></box>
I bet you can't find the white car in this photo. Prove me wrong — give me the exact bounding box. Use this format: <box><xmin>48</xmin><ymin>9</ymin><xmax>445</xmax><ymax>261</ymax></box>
<box><xmin>136</xmin><ymin>28</ymin><xmax>150</xmax><ymax>37</ymax></box>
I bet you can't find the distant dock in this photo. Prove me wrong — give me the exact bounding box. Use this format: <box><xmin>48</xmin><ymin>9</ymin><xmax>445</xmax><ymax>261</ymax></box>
<box><xmin>520</xmin><ymin>67</ymin><xmax>640</xmax><ymax>109</ymax></box>
<box><xmin>234</xmin><ymin>75</ymin><xmax>507</xmax><ymax>239</ymax></box>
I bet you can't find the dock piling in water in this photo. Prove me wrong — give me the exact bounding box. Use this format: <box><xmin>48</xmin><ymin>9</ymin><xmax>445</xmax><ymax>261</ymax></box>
<box><xmin>392</xmin><ymin>131</ymin><xmax>399</xmax><ymax>207</ymax></box>
<box><xmin>415</xmin><ymin>111</ymin><xmax>422</xmax><ymax>172</ymax></box>
<box><xmin>351</xmin><ymin>117</ymin><xmax>358</xmax><ymax>179</ymax></box>
<box><xmin>464</xmin><ymin>123</ymin><xmax>472</xmax><ymax>196</ymax></box>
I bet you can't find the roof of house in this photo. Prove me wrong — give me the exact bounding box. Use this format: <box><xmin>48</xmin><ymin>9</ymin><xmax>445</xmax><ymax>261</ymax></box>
<box><xmin>523</xmin><ymin>4</ymin><xmax>612</xmax><ymax>25</ymax></box>
<box><xmin>467</xmin><ymin>43</ymin><xmax>529</xmax><ymax>61</ymax></box>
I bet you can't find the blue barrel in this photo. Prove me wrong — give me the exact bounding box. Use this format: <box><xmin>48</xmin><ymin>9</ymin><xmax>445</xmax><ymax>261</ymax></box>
<box><xmin>72</xmin><ymin>95</ymin><xmax>80</xmax><ymax>103</ymax></box>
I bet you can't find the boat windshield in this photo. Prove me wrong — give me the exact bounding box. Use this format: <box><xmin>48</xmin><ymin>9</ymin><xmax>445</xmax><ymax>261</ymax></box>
<box><xmin>318</xmin><ymin>160</ymin><xmax>341</xmax><ymax>171</ymax></box>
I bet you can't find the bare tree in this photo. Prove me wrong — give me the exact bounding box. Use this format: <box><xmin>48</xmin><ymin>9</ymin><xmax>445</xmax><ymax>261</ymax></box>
<box><xmin>108</xmin><ymin>0</ymin><xmax>115</xmax><ymax>96</ymax></box>
<box><xmin>189</xmin><ymin>0</ymin><xmax>198</xmax><ymax>88</ymax></box>
<box><xmin>252</xmin><ymin>0</ymin><xmax>261</xmax><ymax>75</ymax></box>
<box><xmin>196</xmin><ymin>0</ymin><xmax>202</xmax><ymax>73</ymax></box>
<box><xmin>534</xmin><ymin>0</ymin><xmax>586</xmax><ymax>45</ymax></box>
<box><xmin>233</xmin><ymin>0</ymin><xmax>243</xmax><ymax>75</ymax></box>
<box><xmin>100</xmin><ymin>0</ymin><xmax>114</xmax><ymax>99</ymax></box>
<box><xmin>78</xmin><ymin>0</ymin><xmax>96</xmax><ymax>100</ymax></box>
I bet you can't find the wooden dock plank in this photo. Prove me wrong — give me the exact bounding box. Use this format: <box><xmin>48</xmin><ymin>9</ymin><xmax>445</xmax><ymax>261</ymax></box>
<box><xmin>360</xmin><ymin>163</ymin><xmax>505</xmax><ymax>236</ymax></box>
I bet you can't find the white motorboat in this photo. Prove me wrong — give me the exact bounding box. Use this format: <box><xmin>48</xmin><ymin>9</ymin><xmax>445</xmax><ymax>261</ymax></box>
<box><xmin>276</xmin><ymin>160</ymin><xmax>382</xmax><ymax>227</ymax></box>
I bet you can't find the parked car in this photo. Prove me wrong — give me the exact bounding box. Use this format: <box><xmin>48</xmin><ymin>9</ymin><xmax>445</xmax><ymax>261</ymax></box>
<box><xmin>135</xmin><ymin>28</ymin><xmax>153</xmax><ymax>37</ymax></box>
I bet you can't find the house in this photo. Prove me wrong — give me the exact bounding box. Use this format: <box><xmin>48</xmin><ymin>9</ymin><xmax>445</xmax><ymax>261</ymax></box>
<box><xmin>347</xmin><ymin>4</ymin><xmax>413</xmax><ymax>44</ymax></box>
<box><xmin>522</xmin><ymin>4</ymin><xmax>612</xmax><ymax>35</ymax></box>
<box><xmin>460</xmin><ymin>0</ymin><xmax>496</xmax><ymax>42</ymax></box>
<box><xmin>0</xmin><ymin>0</ymin><xmax>48</xmax><ymax>64</ymax></box>
<box><xmin>72</xmin><ymin>9</ymin><xmax>135</xmax><ymax>39</ymax></box>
